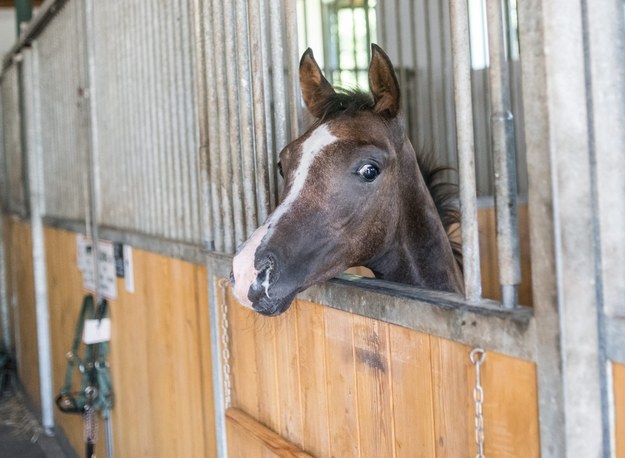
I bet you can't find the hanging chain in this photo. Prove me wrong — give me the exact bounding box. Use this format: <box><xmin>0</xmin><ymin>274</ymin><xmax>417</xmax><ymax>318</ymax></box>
<box><xmin>217</xmin><ymin>278</ymin><xmax>232</xmax><ymax>409</ymax></box>
<box><xmin>470</xmin><ymin>348</ymin><xmax>486</xmax><ymax>458</ymax></box>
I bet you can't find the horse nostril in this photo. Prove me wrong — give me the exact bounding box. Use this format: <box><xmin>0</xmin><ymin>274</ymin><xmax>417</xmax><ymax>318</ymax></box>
<box><xmin>249</xmin><ymin>255</ymin><xmax>277</xmax><ymax>303</ymax></box>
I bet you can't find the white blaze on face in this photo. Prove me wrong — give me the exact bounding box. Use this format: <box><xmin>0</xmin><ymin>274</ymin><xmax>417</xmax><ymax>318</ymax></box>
<box><xmin>231</xmin><ymin>124</ymin><xmax>338</xmax><ymax>308</ymax></box>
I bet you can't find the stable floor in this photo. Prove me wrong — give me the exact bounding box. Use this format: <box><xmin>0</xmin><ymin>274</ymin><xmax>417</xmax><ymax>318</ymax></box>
<box><xmin>0</xmin><ymin>382</ymin><xmax>70</xmax><ymax>458</ymax></box>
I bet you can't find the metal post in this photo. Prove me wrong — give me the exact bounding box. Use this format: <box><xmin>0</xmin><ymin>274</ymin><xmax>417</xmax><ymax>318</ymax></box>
<box><xmin>235</xmin><ymin>0</ymin><xmax>259</xmax><ymax>237</ymax></box>
<box><xmin>248</xmin><ymin>0</ymin><xmax>271</xmax><ymax>223</ymax></box>
<box><xmin>449</xmin><ymin>0</ymin><xmax>481</xmax><ymax>302</ymax></box>
<box><xmin>22</xmin><ymin>45</ymin><xmax>55</xmax><ymax>435</ymax></box>
<box><xmin>207</xmin><ymin>260</ymin><xmax>229</xmax><ymax>457</ymax></box>
<box><xmin>82</xmin><ymin>1</ymin><xmax>113</xmax><ymax>456</ymax></box>
<box><xmin>0</xmin><ymin>214</ymin><xmax>9</xmax><ymax>351</ymax></box>
<box><xmin>519</xmin><ymin>0</ymin><xmax>608</xmax><ymax>455</ymax></box>
<box><xmin>486</xmin><ymin>0</ymin><xmax>520</xmax><ymax>309</ymax></box>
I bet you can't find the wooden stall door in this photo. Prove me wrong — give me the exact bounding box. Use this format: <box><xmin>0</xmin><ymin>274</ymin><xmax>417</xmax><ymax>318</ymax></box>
<box><xmin>44</xmin><ymin>226</ymin><xmax>216</xmax><ymax>457</ymax></box>
<box><xmin>221</xmin><ymin>285</ymin><xmax>541</xmax><ymax>457</ymax></box>
<box><xmin>6</xmin><ymin>217</ymin><xmax>41</xmax><ymax>410</ymax></box>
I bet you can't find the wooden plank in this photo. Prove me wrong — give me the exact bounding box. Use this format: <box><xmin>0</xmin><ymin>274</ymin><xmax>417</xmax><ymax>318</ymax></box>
<box><xmin>8</xmin><ymin>219</ymin><xmax>41</xmax><ymax>410</ymax></box>
<box><xmin>430</xmin><ymin>336</ymin><xmax>472</xmax><ymax>456</ymax></box>
<box><xmin>323</xmin><ymin>307</ymin><xmax>359</xmax><ymax>458</ymax></box>
<box><xmin>169</xmin><ymin>258</ymin><xmax>208</xmax><ymax>456</ymax></box>
<box><xmin>272</xmin><ymin>299</ymin><xmax>304</xmax><ymax>446</ymax></box>
<box><xmin>196</xmin><ymin>265</ymin><xmax>217</xmax><ymax>457</ymax></box>
<box><xmin>389</xmin><ymin>325</ymin><xmax>436</xmax><ymax>457</ymax></box>
<box><xmin>353</xmin><ymin>314</ymin><xmax>395</xmax><ymax>457</ymax></box>
<box><xmin>295</xmin><ymin>300</ymin><xmax>330</xmax><ymax>456</ymax></box>
<box><xmin>481</xmin><ymin>351</ymin><xmax>540</xmax><ymax>457</ymax></box>
<box><xmin>615</xmin><ymin>362</ymin><xmax>625</xmax><ymax>458</ymax></box>
<box><xmin>227</xmin><ymin>284</ymin><xmax>260</xmax><ymax>416</ymax></box>
<box><xmin>43</xmin><ymin>227</ymin><xmax>106</xmax><ymax>458</ymax></box>
<box><xmin>111</xmin><ymin>247</ymin><xmax>157</xmax><ymax>457</ymax></box>
<box><xmin>226</xmin><ymin>408</ymin><xmax>312</xmax><ymax>457</ymax></box>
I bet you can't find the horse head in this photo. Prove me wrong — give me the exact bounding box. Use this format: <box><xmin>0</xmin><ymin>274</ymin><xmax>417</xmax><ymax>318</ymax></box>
<box><xmin>232</xmin><ymin>44</ymin><xmax>462</xmax><ymax>316</ymax></box>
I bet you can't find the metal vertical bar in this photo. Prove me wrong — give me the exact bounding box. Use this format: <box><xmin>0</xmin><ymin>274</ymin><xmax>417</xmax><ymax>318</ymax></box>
<box><xmin>486</xmin><ymin>0</ymin><xmax>520</xmax><ymax>308</ymax></box>
<box><xmin>22</xmin><ymin>44</ymin><xmax>54</xmax><ymax>434</ymax></box>
<box><xmin>260</xmin><ymin>0</ymin><xmax>278</xmax><ymax>208</ymax></box>
<box><xmin>518</xmin><ymin>0</ymin><xmax>607</xmax><ymax>454</ymax></box>
<box><xmin>449</xmin><ymin>0</ymin><xmax>482</xmax><ymax>301</ymax></box>
<box><xmin>235</xmin><ymin>0</ymin><xmax>259</xmax><ymax>236</ymax></box>
<box><xmin>83</xmin><ymin>1</ymin><xmax>113</xmax><ymax>455</ymax></box>
<box><xmin>204</xmin><ymin>0</ymin><xmax>225</xmax><ymax>252</ymax></box>
<box><xmin>248</xmin><ymin>0</ymin><xmax>271</xmax><ymax>223</ymax></box>
<box><xmin>206</xmin><ymin>261</ymin><xmax>228</xmax><ymax>457</ymax></box>
<box><xmin>223</xmin><ymin>0</ymin><xmax>245</xmax><ymax>248</ymax></box>
<box><xmin>269</xmin><ymin>0</ymin><xmax>288</xmax><ymax>151</ymax></box>
<box><xmin>180</xmin><ymin>0</ymin><xmax>200</xmax><ymax>245</ymax></box>
<box><xmin>212</xmin><ymin>0</ymin><xmax>235</xmax><ymax>253</ymax></box>
<box><xmin>191</xmin><ymin>0</ymin><xmax>214</xmax><ymax>251</ymax></box>
<box><xmin>284</xmin><ymin>0</ymin><xmax>300</xmax><ymax>138</ymax></box>
<box><xmin>587</xmin><ymin>0</ymin><xmax>625</xmax><ymax>319</ymax></box>
<box><xmin>0</xmin><ymin>215</ymin><xmax>9</xmax><ymax>350</ymax></box>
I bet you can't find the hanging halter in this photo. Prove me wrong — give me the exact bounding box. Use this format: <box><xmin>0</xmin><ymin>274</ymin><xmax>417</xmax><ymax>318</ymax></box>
<box><xmin>55</xmin><ymin>294</ymin><xmax>113</xmax><ymax>418</ymax></box>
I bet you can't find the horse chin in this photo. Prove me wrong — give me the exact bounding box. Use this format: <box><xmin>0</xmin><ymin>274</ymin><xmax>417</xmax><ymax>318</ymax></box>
<box><xmin>252</xmin><ymin>292</ymin><xmax>298</xmax><ymax>317</ymax></box>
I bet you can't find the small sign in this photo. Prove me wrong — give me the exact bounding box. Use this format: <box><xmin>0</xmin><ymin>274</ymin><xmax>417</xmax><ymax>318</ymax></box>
<box><xmin>123</xmin><ymin>245</ymin><xmax>135</xmax><ymax>293</ymax></box>
<box><xmin>83</xmin><ymin>318</ymin><xmax>111</xmax><ymax>344</ymax></box>
<box><xmin>76</xmin><ymin>235</ymin><xmax>118</xmax><ymax>300</ymax></box>
<box><xmin>114</xmin><ymin>243</ymin><xmax>125</xmax><ymax>277</ymax></box>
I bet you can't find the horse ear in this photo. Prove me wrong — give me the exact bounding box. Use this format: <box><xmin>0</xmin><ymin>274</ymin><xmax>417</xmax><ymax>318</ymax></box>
<box><xmin>299</xmin><ymin>48</ymin><xmax>335</xmax><ymax>118</ymax></box>
<box><xmin>369</xmin><ymin>44</ymin><xmax>400</xmax><ymax>117</ymax></box>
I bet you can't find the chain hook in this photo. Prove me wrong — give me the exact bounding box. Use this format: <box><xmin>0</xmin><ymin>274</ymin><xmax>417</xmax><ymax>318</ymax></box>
<box><xmin>217</xmin><ymin>278</ymin><xmax>232</xmax><ymax>409</ymax></box>
<box><xmin>470</xmin><ymin>347</ymin><xmax>486</xmax><ymax>458</ymax></box>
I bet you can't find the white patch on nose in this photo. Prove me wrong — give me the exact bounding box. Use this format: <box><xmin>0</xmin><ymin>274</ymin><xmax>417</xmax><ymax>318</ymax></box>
<box><xmin>231</xmin><ymin>124</ymin><xmax>337</xmax><ymax>308</ymax></box>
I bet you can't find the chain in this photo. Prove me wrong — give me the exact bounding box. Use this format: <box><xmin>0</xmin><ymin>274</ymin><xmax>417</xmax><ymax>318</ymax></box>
<box><xmin>217</xmin><ymin>278</ymin><xmax>232</xmax><ymax>409</ymax></box>
<box><xmin>470</xmin><ymin>348</ymin><xmax>486</xmax><ymax>458</ymax></box>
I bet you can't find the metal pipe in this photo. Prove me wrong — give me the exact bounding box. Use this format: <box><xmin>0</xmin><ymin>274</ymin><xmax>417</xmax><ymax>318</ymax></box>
<box><xmin>284</xmin><ymin>0</ymin><xmax>301</xmax><ymax>138</ymax></box>
<box><xmin>486</xmin><ymin>0</ymin><xmax>520</xmax><ymax>308</ymax></box>
<box><xmin>269</xmin><ymin>0</ymin><xmax>288</xmax><ymax>152</ymax></box>
<box><xmin>22</xmin><ymin>44</ymin><xmax>55</xmax><ymax>434</ymax></box>
<box><xmin>449</xmin><ymin>0</ymin><xmax>482</xmax><ymax>302</ymax></box>
<box><xmin>260</xmin><ymin>0</ymin><xmax>277</xmax><ymax>208</ymax></box>
<box><xmin>223</xmin><ymin>0</ymin><xmax>245</xmax><ymax>249</ymax></box>
<box><xmin>235</xmin><ymin>0</ymin><xmax>259</xmax><ymax>237</ymax></box>
<box><xmin>191</xmin><ymin>0</ymin><xmax>214</xmax><ymax>252</ymax></box>
<box><xmin>0</xmin><ymin>216</ymin><xmax>9</xmax><ymax>351</ymax></box>
<box><xmin>83</xmin><ymin>1</ymin><xmax>113</xmax><ymax>455</ymax></box>
<box><xmin>211</xmin><ymin>0</ymin><xmax>235</xmax><ymax>253</ymax></box>
<box><xmin>248</xmin><ymin>0</ymin><xmax>271</xmax><ymax>223</ymax></box>
<box><xmin>207</xmin><ymin>263</ymin><xmax>229</xmax><ymax>457</ymax></box>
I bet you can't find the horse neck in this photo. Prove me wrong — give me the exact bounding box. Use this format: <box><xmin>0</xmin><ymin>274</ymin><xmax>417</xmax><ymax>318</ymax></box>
<box><xmin>366</xmin><ymin>140</ymin><xmax>464</xmax><ymax>294</ymax></box>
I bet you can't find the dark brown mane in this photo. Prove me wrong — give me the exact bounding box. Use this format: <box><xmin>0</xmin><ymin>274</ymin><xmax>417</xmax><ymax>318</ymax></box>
<box><xmin>416</xmin><ymin>152</ymin><xmax>463</xmax><ymax>272</ymax></box>
<box><xmin>316</xmin><ymin>88</ymin><xmax>375</xmax><ymax>120</ymax></box>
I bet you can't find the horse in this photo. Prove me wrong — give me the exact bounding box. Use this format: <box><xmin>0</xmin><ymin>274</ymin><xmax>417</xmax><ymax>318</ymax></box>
<box><xmin>231</xmin><ymin>44</ymin><xmax>463</xmax><ymax>316</ymax></box>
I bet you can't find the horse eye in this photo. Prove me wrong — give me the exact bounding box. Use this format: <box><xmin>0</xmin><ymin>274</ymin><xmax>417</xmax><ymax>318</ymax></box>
<box><xmin>277</xmin><ymin>161</ymin><xmax>284</xmax><ymax>178</ymax></box>
<box><xmin>357</xmin><ymin>164</ymin><xmax>380</xmax><ymax>182</ymax></box>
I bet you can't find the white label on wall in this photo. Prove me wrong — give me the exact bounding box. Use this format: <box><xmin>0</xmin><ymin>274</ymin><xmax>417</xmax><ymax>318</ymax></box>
<box><xmin>123</xmin><ymin>244</ymin><xmax>135</xmax><ymax>293</ymax></box>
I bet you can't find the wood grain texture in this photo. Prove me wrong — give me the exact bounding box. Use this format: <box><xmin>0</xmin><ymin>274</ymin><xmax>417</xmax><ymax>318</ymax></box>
<box><xmin>7</xmin><ymin>218</ymin><xmax>41</xmax><ymax>410</ymax></box>
<box><xmin>44</xmin><ymin>227</ymin><xmax>106</xmax><ymax>457</ymax></box>
<box><xmin>615</xmin><ymin>362</ymin><xmax>625</xmax><ymax>458</ymax></box>
<box><xmin>226</xmin><ymin>408</ymin><xmax>312</xmax><ymax>457</ymax></box>
<box><xmin>389</xmin><ymin>326</ymin><xmax>436</xmax><ymax>457</ymax></box>
<box><xmin>42</xmin><ymin>226</ymin><xmax>216</xmax><ymax>457</ymax></box>
<box><xmin>478</xmin><ymin>204</ymin><xmax>533</xmax><ymax>305</ymax></box>
<box><xmin>225</xmin><ymin>288</ymin><xmax>541</xmax><ymax>457</ymax></box>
